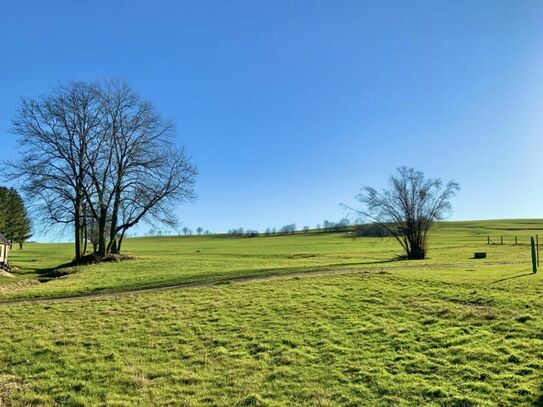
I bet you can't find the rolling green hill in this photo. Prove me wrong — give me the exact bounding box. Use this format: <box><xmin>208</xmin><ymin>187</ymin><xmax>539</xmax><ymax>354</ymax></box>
<box><xmin>1</xmin><ymin>219</ymin><xmax>542</xmax><ymax>405</ymax></box>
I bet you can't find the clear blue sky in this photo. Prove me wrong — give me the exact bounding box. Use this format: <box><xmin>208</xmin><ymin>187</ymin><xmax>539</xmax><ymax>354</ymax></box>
<box><xmin>1</xmin><ymin>1</ymin><xmax>543</xmax><ymax>238</ymax></box>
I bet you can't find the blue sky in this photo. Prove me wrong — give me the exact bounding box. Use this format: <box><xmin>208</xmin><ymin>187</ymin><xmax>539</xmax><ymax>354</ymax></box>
<box><xmin>1</xmin><ymin>0</ymin><xmax>543</xmax><ymax>237</ymax></box>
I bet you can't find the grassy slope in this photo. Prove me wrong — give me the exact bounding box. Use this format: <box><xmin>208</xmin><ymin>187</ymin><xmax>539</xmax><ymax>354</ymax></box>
<box><xmin>1</xmin><ymin>219</ymin><xmax>542</xmax><ymax>300</ymax></box>
<box><xmin>0</xmin><ymin>219</ymin><xmax>542</xmax><ymax>405</ymax></box>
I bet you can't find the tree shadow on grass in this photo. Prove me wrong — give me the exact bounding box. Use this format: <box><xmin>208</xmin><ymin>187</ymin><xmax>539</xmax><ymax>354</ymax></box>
<box><xmin>32</xmin><ymin>254</ymin><xmax>134</xmax><ymax>282</ymax></box>
<box><xmin>533</xmin><ymin>392</ymin><xmax>543</xmax><ymax>406</ymax></box>
<box><xmin>16</xmin><ymin>256</ymin><xmax>404</xmax><ymax>293</ymax></box>
<box><xmin>5</xmin><ymin>260</ymin><xmax>75</xmax><ymax>280</ymax></box>
<box><xmin>33</xmin><ymin>262</ymin><xmax>75</xmax><ymax>281</ymax></box>
<box><xmin>490</xmin><ymin>270</ymin><xmax>535</xmax><ymax>284</ymax></box>
<box><xmin>0</xmin><ymin>257</ymin><xmax>407</xmax><ymax>303</ymax></box>
<box><xmin>236</xmin><ymin>257</ymin><xmax>404</xmax><ymax>277</ymax></box>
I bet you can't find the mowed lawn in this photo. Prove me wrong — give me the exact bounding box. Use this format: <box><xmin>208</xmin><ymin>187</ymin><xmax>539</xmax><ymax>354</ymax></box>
<box><xmin>1</xmin><ymin>220</ymin><xmax>543</xmax><ymax>405</ymax></box>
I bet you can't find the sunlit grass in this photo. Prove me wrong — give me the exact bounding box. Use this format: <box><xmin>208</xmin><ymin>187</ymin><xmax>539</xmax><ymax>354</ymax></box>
<box><xmin>2</xmin><ymin>219</ymin><xmax>542</xmax><ymax>300</ymax></box>
<box><xmin>1</xmin><ymin>219</ymin><xmax>543</xmax><ymax>405</ymax></box>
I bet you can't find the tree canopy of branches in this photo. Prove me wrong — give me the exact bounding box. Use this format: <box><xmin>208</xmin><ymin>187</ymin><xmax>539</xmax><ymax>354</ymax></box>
<box><xmin>8</xmin><ymin>80</ymin><xmax>196</xmax><ymax>263</ymax></box>
<box><xmin>320</xmin><ymin>218</ymin><xmax>350</xmax><ymax>233</ymax></box>
<box><xmin>280</xmin><ymin>224</ymin><xmax>296</xmax><ymax>234</ymax></box>
<box><xmin>350</xmin><ymin>167</ymin><xmax>459</xmax><ymax>260</ymax></box>
<box><xmin>227</xmin><ymin>228</ymin><xmax>259</xmax><ymax>238</ymax></box>
<box><xmin>0</xmin><ymin>187</ymin><xmax>32</xmax><ymax>249</ymax></box>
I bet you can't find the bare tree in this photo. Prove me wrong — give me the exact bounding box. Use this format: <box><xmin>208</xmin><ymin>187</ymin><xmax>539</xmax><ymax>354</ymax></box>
<box><xmin>280</xmin><ymin>224</ymin><xmax>296</xmax><ymax>234</ymax></box>
<box><xmin>347</xmin><ymin>167</ymin><xmax>459</xmax><ymax>260</ymax></box>
<box><xmin>8</xmin><ymin>80</ymin><xmax>196</xmax><ymax>263</ymax></box>
<box><xmin>196</xmin><ymin>227</ymin><xmax>203</xmax><ymax>235</ymax></box>
<box><xmin>7</xmin><ymin>82</ymin><xmax>101</xmax><ymax>262</ymax></box>
<box><xmin>337</xmin><ymin>218</ymin><xmax>350</xmax><ymax>227</ymax></box>
<box><xmin>82</xmin><ymin>80</ymin><xmax>196</xmax><ymax>256</ymax></box>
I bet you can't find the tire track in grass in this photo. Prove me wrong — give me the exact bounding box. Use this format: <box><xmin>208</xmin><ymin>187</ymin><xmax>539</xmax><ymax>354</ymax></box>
<box><xmin>0</xmin><ymin>257</ymin><xmax>528</xmax><ymax>306</ymax></box>
<box><xmin>0</xmin><ymin>268</ymin><xmax>386</xmax><ymax>306</ymax></box>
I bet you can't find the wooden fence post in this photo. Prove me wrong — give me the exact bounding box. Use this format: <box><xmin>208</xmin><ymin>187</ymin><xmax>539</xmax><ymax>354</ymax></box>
<box><xmin>537</xmin><ymin>235</ymin><xmax>540</xmax><ymax>267</ymax></box>
<box><xmin>532</xmin><ymin>237</ymin><xmax>538</xmax><ymax>273</ymax></box>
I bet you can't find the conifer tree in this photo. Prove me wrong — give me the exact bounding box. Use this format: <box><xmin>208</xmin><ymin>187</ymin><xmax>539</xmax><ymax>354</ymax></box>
<box><xmin>0</xmin><ymin>187</ymin><xmax>32</xmax><ymax>249</ymax></box>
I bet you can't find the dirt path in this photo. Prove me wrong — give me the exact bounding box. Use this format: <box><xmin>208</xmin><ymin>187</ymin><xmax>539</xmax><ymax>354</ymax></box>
<box><xmin>0</xmin><ymin>268</ymin><xmax>382</xmax><ymax>306</ymax></box>
<box><xmin>0</xmin><ymin>257</ymin><xmax>527</xmax><ymax>307</ymax></box>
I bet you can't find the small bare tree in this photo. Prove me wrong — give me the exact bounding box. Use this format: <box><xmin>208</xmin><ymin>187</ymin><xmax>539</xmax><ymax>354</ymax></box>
<box><xmin>348</xmin><ymin>167</ymin><xmax>459</xmax><ymax>260</ymax></box>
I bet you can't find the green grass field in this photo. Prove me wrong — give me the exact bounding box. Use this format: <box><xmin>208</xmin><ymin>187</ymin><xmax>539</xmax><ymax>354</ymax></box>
<box><xmin>1</xmin><ymin>220</ymin><xmax>543</xmax><ymax>406</ymax></box>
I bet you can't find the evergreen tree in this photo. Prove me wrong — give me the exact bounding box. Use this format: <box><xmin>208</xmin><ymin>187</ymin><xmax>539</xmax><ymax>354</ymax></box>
<box><xmin>0</xmin><ymin>188</ymin><xmax>8</xmax><ymax>234</ymax></box>
<box><xmin>0</xmin><ymin>187</ymin><xmax>32</xmax><ymax>249</ymax></box>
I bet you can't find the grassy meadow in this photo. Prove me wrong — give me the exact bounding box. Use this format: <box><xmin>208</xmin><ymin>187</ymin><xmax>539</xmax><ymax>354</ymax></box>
<box><xmin>1</xmin><ymin>219</ymin><xmax>543</xmax><ymax>405</ymax></box>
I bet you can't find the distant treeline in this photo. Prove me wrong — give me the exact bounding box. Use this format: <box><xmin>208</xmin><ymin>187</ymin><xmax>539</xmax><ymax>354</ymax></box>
<box><xmin>140</xmin><ymin>220</ymin><xmax>392</xmax><ymax>239</ymax></box>
<box><xmin>225</xmin><ymin>218</ymin><xmax>392</xmax><ymax>238</ymax></box>
<box><xmin>141</xmin><ymin>219</ymin><xmax>392</xmax><ymax>239</ymax></box>
<box><xmin>144</xmin><ymin>227</ymin><xmax>212</xmax><ymax>237</ymax></box>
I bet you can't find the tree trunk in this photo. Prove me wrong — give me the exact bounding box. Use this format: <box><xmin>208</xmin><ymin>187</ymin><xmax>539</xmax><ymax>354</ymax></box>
<box><xmin>407</xmin><ymin>238</ymin><xmax>426</xmax><ymax>259</ymax></box>
<box><xmin>110</xmin><ymin>238</ymin><xmax>118</xmax><ymax>254</ymax></box>
<box><xmin>108</xmin><ymin>188</ymin><xmax>122</xmax><ymax>254</ymax></box>
<box><xmin>79</xmin><ymin>220</ymin><xmax>85</xmax><ymax>257</ymax></box>
<box><xmin>74</xmin><ymin>198</ymin><xmax>82</xmax><ymax>263</ymax></box>
<box><xmin>97</xmin><ymin>206</ymin><xmax>108</xmax><ymax>258</ymax></box>
<box><xmin>117</xmin><ymin>229</ymin><xmax>127</xmax><ymax>253</ymax></box>
<box><xmin>82</xmin><ymin>213</ymin><xmax>88</xmax><ymax>255</ymax></box>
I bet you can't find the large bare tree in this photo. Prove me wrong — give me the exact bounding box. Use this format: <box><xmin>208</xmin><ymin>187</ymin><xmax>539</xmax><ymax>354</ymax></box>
<box><xmin>8</xmin><ymin>82</ymin><xmax>101</xmax><ymax>262</ymax></box>
<box><xmin>349</xmin><ymin>167</ymin><xmax>459</xmax><ymax>260</ymax></box>
<box><xmin>7</xmin><ymin>80</ymin><xmax>196</xmax><ymax>263</ymax></box>
<box><xmin>80</xmin><ymin>80</ymin><xmax>196</xmax><ymax>257</ymax></box>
